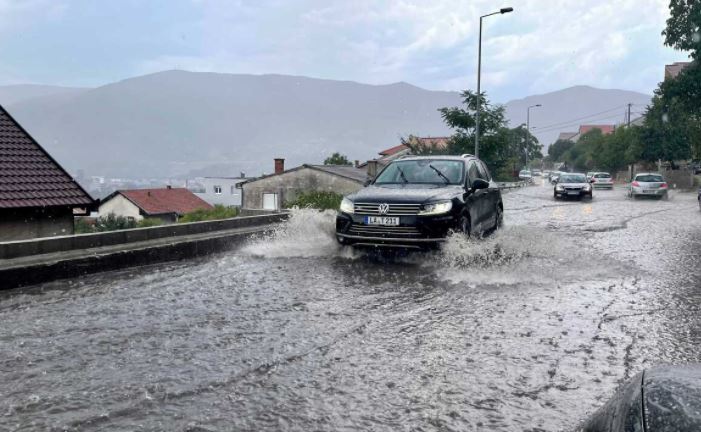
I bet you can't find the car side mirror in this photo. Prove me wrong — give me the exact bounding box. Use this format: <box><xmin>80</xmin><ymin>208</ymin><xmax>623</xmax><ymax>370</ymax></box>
<box><xmin>364</xmin><ymin>179</ymin><xmax>372</xmax><ymax>186</ymax></box>
<box><xmin>590</xmin><ymin>179</ymin><xmax>595</xmax><ymax>183</ymax></box>
<box><xmin>472</xmin><ymin>178</ymin><xmax>489</xmax><ymax>190</ymax></box>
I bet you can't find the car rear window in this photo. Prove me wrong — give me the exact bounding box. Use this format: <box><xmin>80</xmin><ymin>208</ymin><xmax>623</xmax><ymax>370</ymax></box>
<box><xmin>636</xmin><ymin>175</ymin><xmax>664</xmax><ymax>182</ymax></box>
<box><xmin>594</xmin><ymin>173</ymin><xmax>611</xmax><ymax>178</ymax></box>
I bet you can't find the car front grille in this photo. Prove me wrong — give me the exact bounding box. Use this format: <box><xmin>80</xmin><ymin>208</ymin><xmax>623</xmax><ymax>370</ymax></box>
<box><xmin>348</xmin><ymin>223</ymin><xmax>423</xmax><ymax>238</ymax></box>
<box><xmin>353</xmin><ymin>203</ymin><xmax>422</xmax><ymax>216</ymax></box>
<box><xmin>564</xmin><ymin>187</ymin><xmax>582</xmax><ymax>191</ymax></box>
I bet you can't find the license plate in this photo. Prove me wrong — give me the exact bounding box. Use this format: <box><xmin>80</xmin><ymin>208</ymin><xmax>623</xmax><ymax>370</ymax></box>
<box><xmin>365</xmin><ymin>216</ymin><xmax>399</xmax><ymax>226</ymax></box>
<box><xmin>644</xmin><ymin>189</ymin><xmax>655</xmax><ymax>194</ymax></box>
<box><xmin>567</xmin><ymin>191</ymin><xmax>579</xmax><ymax>195</ymax></box>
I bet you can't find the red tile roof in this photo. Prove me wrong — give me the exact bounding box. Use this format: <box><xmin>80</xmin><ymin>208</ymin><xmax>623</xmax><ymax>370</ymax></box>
<box><xmin>110</xmin><ymin>187</ymin><xmax>213</xmax><ymax>216</ymax></box>
<box><xmin>378</xmin><ymin>137</ymin><xmax>450</xmax><ymax>156</ymax></box>
<box><xmin>579</xmin><ymin>125</ymin><xmax>615</xmax><ymax>135</ymax></box>
<box><xmin>0</xmin><ymin>105</ymin><xmax>94</xmax><ymax>209</ymax></box>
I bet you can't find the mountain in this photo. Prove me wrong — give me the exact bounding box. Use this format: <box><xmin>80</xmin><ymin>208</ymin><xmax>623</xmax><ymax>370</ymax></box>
<box><xmin>0</xmin><ymin>84</ymin><xmax>88</xmax><ymax>106</ymax></box>
<box><xmin>3</xmin><ymin>72</ymin><xmax>652</xmax><ymax>178</ymax></box>
<box><xmin>504</xmin><ymin>85</ymin><xmax>651</xmax><ymax>147</ymax></box>
<box><xmin>6</xmin><ymin>71</ymin><xmax>459</xmax><ymax>178</ymax></box>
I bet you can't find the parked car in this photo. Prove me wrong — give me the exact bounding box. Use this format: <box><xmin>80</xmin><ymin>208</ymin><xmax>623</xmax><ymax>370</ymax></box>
<box><xmin>628</xmin><ymin>173</ymin><xmax>668</xmax><ymax>199</ymax></box>
<box><xmin>335</xmin><ymin>155</ymin><xmax>503</xmax><ymax>248</ymax></box>
<box><xmin>554</xmin><ymin>173</ymin><xmax>592</xmax><ymax>200</ymax></box>
<box><xmin>532</xmin><ymin>170</ymin><xmax>542</xmax><ymax>177</ymax></box>
<box><xmin>578</xmin><ymin>364</ymin><xmax>701</xmax><ymax>432</ymax></box>
<box><xmin>586</xmin><ymin>171</ymin><xmax>596</xmax><ymax>181</ymax></box>
<box><xmin>590</xmin><ymin>172</ymin><xmax>614</xmax><ymax>189</ymax></box>
<box><xmin>519</xmin><ymin>170</ymin><xmax>533</xmax><ymax>182</ymax></box>
<box><xmin>549</xmin><ymin>171</ymin><xmax>561</xmax><ymax>184</ymax></box>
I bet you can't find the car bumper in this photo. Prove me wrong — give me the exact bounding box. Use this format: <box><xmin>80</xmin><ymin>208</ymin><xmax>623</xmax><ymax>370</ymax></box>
<box><xmin>592</xmin><ymin>182</ymin><xmax>613</xmax><ymax>188</ymax></box>
<box><xmin>335</xmin><ymin>212</ymin><xmax>456</xmax><ymax>247</ymax></box>
<box><xmin>554</xmin><ymin>189</ymin><xmax>592</xmax><ymax>198</ymax></box>
<box><xmin>631</xmin><ymin>188</ymin><xmax>667</xmax><ymax>196</ymax></box>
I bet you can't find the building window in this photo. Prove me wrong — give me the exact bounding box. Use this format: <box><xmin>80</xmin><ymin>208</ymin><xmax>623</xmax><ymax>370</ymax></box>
<box><xmin>214</xmin><ymin>185</ymin><xmax>222</xmax><ymax>194</ymax></box>
<box><xmin>263</xmin><ymin>193</ymin><xmax>278</xmax><ymax>210</ymax></box>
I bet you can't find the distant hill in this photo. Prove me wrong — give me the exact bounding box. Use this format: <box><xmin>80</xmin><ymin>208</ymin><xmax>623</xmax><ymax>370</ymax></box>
<box><xmin>3</xmin><ymin>72</ymin><xmax>652</xmax><ymax>178</ymax></box>
<box><xmin>0</xmin><ymin>84</ymin><xmax>87</xmax><ymax>106</ymax></box>
<box><xmin>504</xmin><ymin>85</ymin><xmax>651</xmax><ymax>147</ymax></box>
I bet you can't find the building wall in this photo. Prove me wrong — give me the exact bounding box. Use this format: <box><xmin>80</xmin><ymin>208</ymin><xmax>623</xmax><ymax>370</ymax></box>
<box><xmin>98</xmin><ymin>194</ymin><xmax>143</xmax><ymax>221</ymax></box>
<box><xmin>0</xmin><ymin>207</ymin><xmax>74</xmax><ymax>241</ymax></box>
<box><xmin>242</xmin><ymin>168</ymin><xmax>363</xmax><ymax>209</ymax></box>
<box><xmin>195</xmin><ymin>178</ymin><xmax>245</xmax><ymax>207</ymax></box>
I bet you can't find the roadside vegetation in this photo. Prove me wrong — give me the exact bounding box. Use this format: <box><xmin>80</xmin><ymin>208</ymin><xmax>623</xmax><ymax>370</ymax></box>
<box><xmin>74</xmin><ymin>213</ymin><xmax>163</xmax><ymax>234</ymax></box>
<box><xmin>285</xmin><ymin>191</ymin><xmax>343</xmax><ymax>210</ymax></box>
<box><xmin>178</xmin><ymin>204</ymin><xmax>239</xmax><ymax>222</ymax></box>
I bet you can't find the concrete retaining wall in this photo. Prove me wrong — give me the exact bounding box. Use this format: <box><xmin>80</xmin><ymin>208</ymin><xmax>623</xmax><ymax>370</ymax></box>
<box><xmin>0</xmin><ymin>213</ymin><xmax>288</xmax><ymax>260</ymax></box>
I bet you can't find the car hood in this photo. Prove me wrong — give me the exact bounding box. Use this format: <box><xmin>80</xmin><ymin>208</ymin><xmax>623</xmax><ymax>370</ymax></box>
<box><xmin>348</xmin><ymin>184</ymin><xmax>463</xmax><ymax>204</ymax></box>
<box><xmin>558</xmin><ymin>182</ymin><xmax>588</xmax><ymax>187</ymax></box>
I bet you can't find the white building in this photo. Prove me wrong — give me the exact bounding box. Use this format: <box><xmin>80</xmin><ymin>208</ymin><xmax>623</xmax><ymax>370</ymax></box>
<box><xmin>195</xmin><ymin>176</ymin><xmax>250</xmax><ymax>207</ymax></box>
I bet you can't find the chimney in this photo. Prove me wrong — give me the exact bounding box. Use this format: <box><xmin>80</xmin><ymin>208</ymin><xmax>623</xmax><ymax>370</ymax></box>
<box><xmin>367</xmin><ymin>160</ymin><xmax>379</xmax><ymax>179</ymax></box>
<box><xmin>354</xmin><ymin>160</ymin><xmax>360</xmax><ymax>168</ymax></box>
<box><xmin>274</xmin><ymin>158</ymin><xmax>285</xmax><ymax>175</ymax></box>
<box><xmin>240</xmin><ymin>172</ymin><xmax>246</xmax><ymax>179</ymax></box>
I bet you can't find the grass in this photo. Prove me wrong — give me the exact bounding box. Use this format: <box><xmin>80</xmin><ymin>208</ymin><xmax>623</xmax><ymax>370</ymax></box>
<box><xmin>179</xmin><ymin>204</ymin><xmax>240</xmax><ymax>223</ymax></box>
<box><xmin>284</xmin><ymin>191</ymin><xmax>343</xmax><ymax>210</ymax></box>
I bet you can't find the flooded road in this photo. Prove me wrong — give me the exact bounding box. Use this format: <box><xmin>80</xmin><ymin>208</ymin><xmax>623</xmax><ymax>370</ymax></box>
<box><xmin>2</xmin><ymin>183</ymin><xmax>701</xmax><ymax>431</ymax></box>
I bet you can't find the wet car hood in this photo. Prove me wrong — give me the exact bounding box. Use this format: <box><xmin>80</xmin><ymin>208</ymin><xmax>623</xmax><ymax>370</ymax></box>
<box><xmin>348</xmin><ymin>184</ymin><xmax>463</xmax><ymax>204</ymax></box>
<box><xmin>557</xmin><ymin>182</ymin><xmax>588</xmax><ymax>187</ymax></box>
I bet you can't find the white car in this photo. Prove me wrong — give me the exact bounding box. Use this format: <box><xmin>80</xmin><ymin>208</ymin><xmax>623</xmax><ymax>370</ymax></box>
<box><xmin>519</xmin><ymin>170</ymin><xmax>533</xmax><ymax>183</ymax></box>
<box><xmin>629</xmin><ymin>173</ymin><xmax>668</xmax><ymax>199</ymax></box>
<box><xmin>590</xmin><ymin>172</ymin><xmax>614</xmax><ymax>189</ymax></box>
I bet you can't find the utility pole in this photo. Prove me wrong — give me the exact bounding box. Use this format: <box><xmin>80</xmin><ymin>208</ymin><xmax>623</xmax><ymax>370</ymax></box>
<box><xmin>627</xmin><ymin>103</ymin><xmax>632</xmax><ymax>127</ymax></box>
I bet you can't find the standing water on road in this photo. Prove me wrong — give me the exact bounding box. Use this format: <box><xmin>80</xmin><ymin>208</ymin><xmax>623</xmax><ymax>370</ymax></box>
<box><xmin>2</xmin><ymin>185</ymin><xmax>700</xmax><ymax>431</ymax></box>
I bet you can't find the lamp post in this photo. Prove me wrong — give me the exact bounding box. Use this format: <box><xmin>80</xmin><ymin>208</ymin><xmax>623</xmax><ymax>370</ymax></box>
<box><xmin>474</xmin><ymin>6</ymin><xmax>513</xmax><ymax>158</ymax></box>
<box><xmin>526</xmin><ymin>104</ymin><xmax>541</xmax><ymax>169</ymax></box>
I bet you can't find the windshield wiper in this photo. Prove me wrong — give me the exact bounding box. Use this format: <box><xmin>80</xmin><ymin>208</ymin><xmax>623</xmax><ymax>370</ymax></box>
<box><xmin>429</xmin><ymin>164</ymin><xmax>450</xmax><ymax>184</ymax></box>
<box><xmin>396</xmin><ymin>166</ymin><xmax>409</xmax><ymax>183</ymax></box>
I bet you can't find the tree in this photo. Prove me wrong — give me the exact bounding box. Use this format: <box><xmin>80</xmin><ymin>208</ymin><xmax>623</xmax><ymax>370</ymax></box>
<box><xmin>324</xmin><ymin>152</ymin><xmax>351</xmax><ymax>165</ymax></box>
<box><xmin>548</xmin><ymin>139</ymin><xmax>575</xmax><ymax>162</ymax></box>
<box><xmin>663</xmin><ymin>0</ymin><xmax>701</xmax><ymax>58</ymax></box>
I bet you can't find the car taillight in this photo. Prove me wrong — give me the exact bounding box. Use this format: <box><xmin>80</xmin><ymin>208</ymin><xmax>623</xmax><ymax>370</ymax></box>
<box><xmin>632</xmin><ymin>181</ymin><xmax>640</xmax><ymax>187</ymax></box>
<box><xmin>660</xmin><ymin>183</ymin><xmax>668</xmax><ymax>188</ymax></box>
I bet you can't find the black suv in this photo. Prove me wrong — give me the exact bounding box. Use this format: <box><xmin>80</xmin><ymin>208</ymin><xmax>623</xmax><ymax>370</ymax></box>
<box><xmin>335</xmin><ymin>155</ymin><xmax>503</xmax><ymax>248</ymax></box>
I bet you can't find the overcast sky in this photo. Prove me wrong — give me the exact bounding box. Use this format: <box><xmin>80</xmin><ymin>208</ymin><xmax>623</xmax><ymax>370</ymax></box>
<box><xmin>0</xmin><ymin>0</ymin><xmax>687</xmax><ymax>102</ymax></box>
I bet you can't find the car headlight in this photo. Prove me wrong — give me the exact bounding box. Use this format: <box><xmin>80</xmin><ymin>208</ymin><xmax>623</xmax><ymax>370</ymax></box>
<box><xmin>556</xmin><ymin>185</ymin><xmax>564</xmax><ymax>191</ymax></box>
<box><xmin>418</xmin><ymin>201</ymin><xmax>452</xmax><ymax>215</ymax></box>
<box><xmin>584</xmin><ymin>184</ymin><xmax>591</xmax><ymax>191</ymax></box>
<box><xmin>339</xmin><ymin>197</ymin><xmax>354</xmax><ymax>214</ymax></box>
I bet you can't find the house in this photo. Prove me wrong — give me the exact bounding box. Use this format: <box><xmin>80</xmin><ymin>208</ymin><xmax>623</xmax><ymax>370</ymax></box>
<box><xmin>194</xmin><ymin>175</ymin><xmax>250</xmax><ymax>207</ymax></box>
<box><xmin>665</xmin><ymin>62</ymin><xmax>691</xmax><ymax>80</ymax></box>
<box><xmin>0</xmin><ymin>105</ymin><xmax>95</xmax><ymax>241</ymax></box>
<box><xmin>240</xmin><ymin>158</ymin><xmax>367</xmax><ymax>210</ymax></box>
<box><xmin>99</xmin><ymin>186</ymin><xmax>213</xmax><ymax>223</ymax></box>
<box><xmin>570</xmin><ymin>124</ymin><xmax>615</xmax><ymax>142</ymax></box>
<box><xmin>556</xmin><ymin>132</ymin><xmax>578</xmax><ymax>142</ymax></box>
<box><xmin>376</xmin><ymin>136</ymin><xmax>450</xmax><ymax>162</ymax></box>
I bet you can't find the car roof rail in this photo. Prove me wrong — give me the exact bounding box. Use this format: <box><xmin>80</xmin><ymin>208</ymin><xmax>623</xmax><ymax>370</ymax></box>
<box><xmin>461</xmin><ymin>153</ymin><xmax>474</xmax><ymax>158</ymax></box>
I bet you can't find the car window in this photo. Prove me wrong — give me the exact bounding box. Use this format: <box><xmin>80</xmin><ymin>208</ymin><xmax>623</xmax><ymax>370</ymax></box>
<box><xmin>594</xmin><ymin>173</ymin><xmax>611</xmax><ymax>178</ymax></box>
<box><xmin>468</xmin><ymin>161</ymin><xmax>481</xmax><ymax>184</ymax></box>
<box><xmin>374</xmin><ymin>159</ymin><xmax>465</xmax><ymax>185</ymax></box>
<box><xmin>560</xmin><ymin>174</ymin><xmax>587</xmax><ymax>183</ymax></box>
<box><xmin>478</xmin><ymin>161</ymin><xmax>491</xmax><ymax>181</ymax></box>
<box><xmin>635</xmin><ymin>174</ymin><xmax>664</xmax><ymax>182</ymax></box>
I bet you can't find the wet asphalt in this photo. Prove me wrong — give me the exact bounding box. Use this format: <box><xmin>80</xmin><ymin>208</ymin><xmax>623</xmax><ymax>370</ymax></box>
<box><xmin>1</xmin><ymin>182</ymin><xmax>700</xmax><ymax>431</ymax></box>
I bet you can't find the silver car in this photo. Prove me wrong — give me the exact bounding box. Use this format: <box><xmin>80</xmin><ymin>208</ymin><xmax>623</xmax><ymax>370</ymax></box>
<box><xmin>590</xmin><ymin>172</ymin><xmax>614</xmax><ymax>189</ymax></box>
<box><xmin>629</xmin><ymin>173</ymin><xmax>668</xmax><ymax>199</ymax></box>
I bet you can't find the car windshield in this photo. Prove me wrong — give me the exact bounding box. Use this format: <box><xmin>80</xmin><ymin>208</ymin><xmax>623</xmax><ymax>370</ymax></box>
<box><xmin>560</xmin><ymin>174</ymin><xmax>586</xmax><ymax>183</ymax></box>
<box><xmin>636</xmin><ymin>174</ymin><xmax>664</xmax><ymax>182</ymax></box>
<box><xmin>594</xmin><ymin>173</ymin><xmax>611</xmax><ymax>178</ymax></box>
<box><xmin>374</xmin><ymin>160</ymin><xmax>464</xmax><ymax>185</ymax></box>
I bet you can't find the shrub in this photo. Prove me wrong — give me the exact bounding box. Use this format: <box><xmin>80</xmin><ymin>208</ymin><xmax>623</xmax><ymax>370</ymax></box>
<box><xmin>137</xmin><ymin>218</ymin><xmax>163</xmax><ymax>228</ymax></box>
<box><xmin>179</xmin><ymin>204</ymin><xmax>239</xmax><ymax>223</ymax></box>
<box><xmin>74</xmin><ymin>217</ymin><xmax>96</xmax><ymax>234</ymax></box>
<box><xmin>284</xmin><ymin>191</ymin><xmax>343</xmax><ymax>210</ymax></box>
<box><xmin>95</xmin><ymin>213</ymin><xmax>136</xmax><ymax>232</ymax></box>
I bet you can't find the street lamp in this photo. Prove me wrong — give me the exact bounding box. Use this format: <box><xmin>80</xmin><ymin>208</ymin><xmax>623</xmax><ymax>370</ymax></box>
<box><xmin>474</xmin><ymin>6</ymin><xmax>514</xmax><ymax>158</ymax></box>
<box><xmin>525</xmin><ymin>104</ymin><xmax>541</xmax><ymax>169</ymax></box>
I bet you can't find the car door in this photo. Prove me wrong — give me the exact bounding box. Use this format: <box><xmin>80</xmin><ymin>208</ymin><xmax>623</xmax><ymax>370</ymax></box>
<box><xmin>477</xmin><ymin>160</ymin><xmax>498</xmax><ymax>227</ymax></box>
<box><xmin>466</xmin><ymin>161</ymin><xmax>487</xmax><ymax>232</ymax></box>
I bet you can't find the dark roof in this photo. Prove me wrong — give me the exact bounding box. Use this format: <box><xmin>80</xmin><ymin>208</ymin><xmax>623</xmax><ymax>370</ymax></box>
<box><xmin>307</xmin><ymin>164</ymin><xmax>367</xmax><ymax>182</ymax></box>
<box><xmin>103</xmin><ymin>187</ymin><xmax>213</xmax><ymax>216</ymax></box>
<box><xmin>0</xmin><ymin>105</ymin><xmax>94</xmax><ymax>209</ymax></box>
<box><xmin>557</xmin><ymin>132</ymin><xmax>578</xmax><ymax>141</ymax></box>
<box><xmin>378</xmin><ymin>137</ymin><xmax>449</xmax><ymax>156</ymax></box>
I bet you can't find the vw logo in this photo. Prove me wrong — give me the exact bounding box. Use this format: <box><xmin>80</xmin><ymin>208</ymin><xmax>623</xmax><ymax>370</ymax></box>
<box><xmin>378</xmin><ymin>203</ymin><xmax>390</xmax><ymax>215</ymax></box>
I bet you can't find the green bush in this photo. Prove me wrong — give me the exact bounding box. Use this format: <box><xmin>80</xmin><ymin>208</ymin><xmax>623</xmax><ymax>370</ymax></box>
<box><xmin>284</xmin><ymin>191</ymin><xmax>343</xmax><ymax>210</ymax></box>
<box><xmin>74</xmin><ymin>218</ymin><xmax>96</xmax><ymax>234</ymax></box>
<box><xmin>179</xmin><ymin>204</ymin><xmax>239</xmax><ymax>223</ymax></box>
<box><xmin>95</xmin><ymin>213</ymin><xmax>136</xmax><ymax>232</ymax></box>
<box><xmin>137</xmin><ymin>218</ymin><xmax>163</xmax><ymax>228</ymax></box>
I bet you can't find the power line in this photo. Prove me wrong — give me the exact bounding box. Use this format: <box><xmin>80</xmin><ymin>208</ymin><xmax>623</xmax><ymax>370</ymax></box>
<box><xmin>534</xmin><ymin>112</ymin><xmax>629</xmax><ymax>133</ymax></box>
<box><xmin>529</xmin><ymin>104</ymin><xmax>627</xmax><ymax>132</ymax></box>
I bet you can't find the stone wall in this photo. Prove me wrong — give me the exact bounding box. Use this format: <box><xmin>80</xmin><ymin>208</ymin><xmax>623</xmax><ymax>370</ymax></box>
<box><xmin>0</xmin><ymin>207</ymin><xmax>74</xmax><ymax>241</ymax></box>
<box><xmin>242</xmin><ymin>168</ymin><xmax>363</xmax><ymax>209</ymax></box>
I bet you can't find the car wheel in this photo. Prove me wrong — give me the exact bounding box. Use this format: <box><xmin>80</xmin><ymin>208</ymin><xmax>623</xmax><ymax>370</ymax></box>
<box><xmin>459</xmin><ymin>213</ymin><xmax>471</xmax><ymax>237</ymax></box>
<box><xmin>494</xmin><ymin>204</ymin><xmax>503</xmax><ymax>230</ymax></box>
